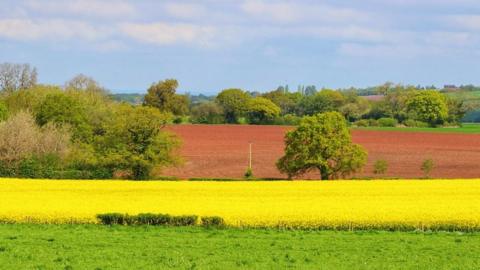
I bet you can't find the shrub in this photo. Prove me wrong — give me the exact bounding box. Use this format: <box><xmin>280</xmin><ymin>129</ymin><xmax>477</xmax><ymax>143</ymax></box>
<box><xmin>135</xmin><ymin>213</ymin><xmax>172</xmax><ymax>225</ymax></box>
<box><xmin>171</xmin><ymin>215</ymin><xmax>198</xmax><ymax>226</ymax></box>
<box><xmin>373</xmin><ymin>160</ymin><xmax>388</xmax><ymax>175</ymax></box>
<box><xmin>368</xmin><ymin>119</ymin><xmax>379</xmax><ymax>127</ymax></box>
<box><xmin>244</xmin><ymin>167</ymin><xmax>254</xmax><ymax>179</ymax></box>
<box><xmin>201</xmin><ymin>216</ymin><xmax>225</xmax><ymax>227</ymax></box>
<box><xmin>273</xmin><ymin>114</ymin><xmax>301</xmax><ymax>126</ymax></box>
<box><xmin>378</xmin><ymin>117</ymin><xmax>398</xmax><ymax>127</ymax></box>
<box><xmin>354</xmin><ymin>119</ymin><xmax>369</xmax><ymax>127</ymax></box>
<box><xmin>421</xmin><ymin>159</ymin><xmax>434</xmax><ymax>178</ymax></box>
<box><xmin>97</xmin><ymin>213</ymin><xmax>198</xmax><ymax>226</ymax></box>
<box><xmin>0</xmin><ymin>112</ymin><xmax>70</xmax><ymax>172</ymax></box>
<box><xmin>96</xmin><ymin>213</ymin><xmax>126</xmax><ymax>225</ymax></box>
<box><xmin>403</xmin><ymin>119</ymin><xmax>429</xmax><ymax>128</ymax></box>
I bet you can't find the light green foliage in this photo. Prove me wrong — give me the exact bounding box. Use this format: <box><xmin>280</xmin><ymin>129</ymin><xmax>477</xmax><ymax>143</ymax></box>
<box><xmin>35</xmin><ymin>93</ymin><xmax>92</xmax><ymax>142</ymax></box>
<box><xmin>277</xmin><ymin>112</ymin><xmax>367</xmax><ymax>179</ymax></box>
<box><xmin>0</xmin><ymin>102</ymin><xmax>8</xmax><ymax>121</ymax></box>
<box><xmin>143</xmin><ymin>79</ymin><xmax>190</xmax><ymax>116</ymax></box>
<box><xmin>2</xmin><ymin>84</ymin><xmax>62</xmax><ymax>113</ymax></box>
<box><xmin>298</xmin><ymin>89</ymin><xmax>345</xmax><ymax>116</ymax></box>
<box><xmin>246</xmin><ymin>97</ymin><xmax>281</xmax><ymax>124</ymax></box>
<box><xmin>215</xmin><ymin>88</ymin><xmax>251</xmax><ymax>123</ymax></box>
<box><xmin>378</xmin><ymin>117</ymin><xmax>398</xmax><ymax>127</ymax></box>
<box><xmin>2</xmin><ymin>225</ymin><xmax>480</xmax><ymax>270</ymax></box>
<box><xmin>373</xmin><ymin>160</ymin><xmax>388</xmax><ymax>174</ymax></box>
<box><xmin>262</xmin><ymin>89</ymin><xmax>301</xmax><ymax>115</ymax></box>
<box><xmin>406</xmin><ymin>90</ymin><xmax>448</xmax><ymax>126</ymax></box>
<box><xmin>375</xmin><ymin>84</ymin><xmax>416</xmax><ymax>121</ymax></box>
<box><xmin>95</xmin><ymin>104</ymin><xmax>180</xmax><ymax>180</ymax></box>
<box><xmin>421</xmin><ymin>159</ymin><xmax>435</xmax><ymax>178</ymax></box>
<box><xmin>190</xmin><ymin>101</ymin><xmax>224</xmax><ymax>124</ymax></box>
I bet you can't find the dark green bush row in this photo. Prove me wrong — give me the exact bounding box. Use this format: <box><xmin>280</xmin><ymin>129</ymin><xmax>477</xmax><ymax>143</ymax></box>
<box><xmin>0</xmin><ymin>156</ymin><xmax>113</xmax><ymax>179</ymax></box>
<box><xmin>97</xmin><ymin>213</ymin><xmax>225</xmax><ymax>227</ymax></box>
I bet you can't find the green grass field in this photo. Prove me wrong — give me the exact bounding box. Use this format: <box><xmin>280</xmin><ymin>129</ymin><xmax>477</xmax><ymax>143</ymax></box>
<box><xmin>353</xmin><ymin>123</ymin><xmax>480</xmax><ymax>134</ymax></box>
<box><xmin>1</xmin><ymin>225</ymin><xmax>479</xmax><ymax>269</ymax></box>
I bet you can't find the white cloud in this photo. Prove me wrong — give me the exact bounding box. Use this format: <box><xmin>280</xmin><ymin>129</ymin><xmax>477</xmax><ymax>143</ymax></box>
<box><xmin>120</xmin><ymin>22</ymin><xmax>216</xmax><ymax>47</ymax></box>
<box><xmin>0</xmin><ymin>18</ymin><xmax>109</xmax><ymax>41</ymax></box>
<box><xmin>241</xmin><ymin>0</ymin><xmax>370</xmax><ymax>24</ymax></box>
<box><xmin>164</xmin><ymin>3</ymin><xmax>207</xmax><ymax>19</ymax></box>
<box><xmin>24</xmin><ymin>0</ymin><xmax>136</xmax><ymax>19</ymax></box>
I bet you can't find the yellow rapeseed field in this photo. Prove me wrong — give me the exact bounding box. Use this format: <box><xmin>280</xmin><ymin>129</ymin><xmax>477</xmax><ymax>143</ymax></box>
<box><xmin>1</xmin><ymin>179</ymin><xmax>480</xmax><ymax>230</ymax></box>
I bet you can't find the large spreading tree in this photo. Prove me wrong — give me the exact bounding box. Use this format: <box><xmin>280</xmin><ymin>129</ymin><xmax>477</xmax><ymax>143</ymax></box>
<box><xmin>143</xmin><ymin>79</ymin><xmax>189</xmax><ymax>116</ymax></box>
<box><xmin>276</xmin><ymin>112</ymin><xmax>367</xmax><ymax>180</ymax></box>
<box><xmin>215</xmin><ymin>88</ymin><xmax>251</xmax><ymax>123</ymax></box>
<box><xmin>406</xmin><ymin>90</ymin><xmax>448</xmax><ymax>126</ymax></box>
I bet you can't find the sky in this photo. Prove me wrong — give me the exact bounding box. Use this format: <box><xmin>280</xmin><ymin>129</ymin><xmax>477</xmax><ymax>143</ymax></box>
<box><xmin>1</xmin><ymin>0</ymin><xmax>480</xmax><ymax>94</ymax></box>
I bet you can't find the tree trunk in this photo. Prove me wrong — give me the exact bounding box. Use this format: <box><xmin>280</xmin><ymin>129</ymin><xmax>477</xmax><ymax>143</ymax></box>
<box><xmin>319</xmin><ymin>166</ymin><xmax>329</xmax><ymax>180</ymax></box>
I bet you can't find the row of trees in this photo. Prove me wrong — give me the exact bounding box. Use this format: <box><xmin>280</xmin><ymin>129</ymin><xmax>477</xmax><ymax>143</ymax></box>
<box><xmin>0</xmin><ymin>65</ymin><xmax>181</xmax><ymax>180</ymax></box>
<box><xmin>138</xmin><ymin>80</ymin><xmax>476</xmax><ymax>127</ymax></box>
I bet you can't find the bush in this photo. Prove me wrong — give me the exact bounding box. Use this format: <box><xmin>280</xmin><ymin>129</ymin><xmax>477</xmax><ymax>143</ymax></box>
<box><xmin>373</xmin><ymin>160</ymin><xmax>388</xmax><ymax>175</ymax></box>
<box><xmin>171</xmin><ymin>215</ymin><xmax>198</xmax><ymax>226</ymax></box>
<box><xmin>354</xmin><ymin>119</ymin><xmax>369</xmax><ymax>127</ymax></box>
<box><xmin>135</xmin><ymin>213</ymin><xmax>172</xmax><ymax>225</ymax></box>
<box><xmin>97</xmin><ymin>213</ymin><xmax>198</xmax><ymax>226</ymax></box>
<box><xmin>378</xmin><ymin>117</ymin><xmax>398</xmax><ymax>127</ymax></box>
<box><xmin>96</xmin><ymin>213</ymin><xmax>126</xmax><ymax>225</ymax></box>
<box><xmin>244</xmin><ymin>167</ymin><xmax>254</xmax><ymax>179</ymax></box>
<box><xmin>421</xmin><ymin>159</ymin><xmax>434</xmax><ymax>178</ymax></box>
<box><xmin>403</xmin><ymin>119</ymin><xmax>429</xmax><ymax>128</ymax></box>
<box><xmin>273</xmin><ymin>114</ymin><xmax>301</xmax><ymax>126</ymax></box>
<box><xmin>368</xmin><ymin>119</ymin><xmax>379</xmax><ymax>127</ymax></box>
<box><xmin>201</xmin><ymin>216</ymin><xmax>225</xmax><ymax>227</ymax></box>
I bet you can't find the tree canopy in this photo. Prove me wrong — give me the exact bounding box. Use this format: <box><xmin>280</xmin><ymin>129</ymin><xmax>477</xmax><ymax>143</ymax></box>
<box><xmin>144</xmin><ymin>79</ymin><xmax>189</xmax><ymax>116</ymax></box>
<box><xmin>215</xmin><ymin>88</ymin><xmax>250</xmax><ymax>123</ymax></box>
<box><xmin>246</xmin><ymin>97</ymin><xmax>281</xmax><ymax>124</ymax></box>
<box><xmin>277</xmin><ymin>112</ymin><xmax>367</xmax><ymax>180</ymax></box>
<box><xmin>406</xmin><ymin>90</ymin><xmax>448</xmax><ymax>126</ymax></box>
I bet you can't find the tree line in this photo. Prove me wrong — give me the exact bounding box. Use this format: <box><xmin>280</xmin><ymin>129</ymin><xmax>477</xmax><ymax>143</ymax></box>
<box><xmin>139</xmin><ymin>79</ymin><xmax>478</xmax><ymax>128</ymax></box>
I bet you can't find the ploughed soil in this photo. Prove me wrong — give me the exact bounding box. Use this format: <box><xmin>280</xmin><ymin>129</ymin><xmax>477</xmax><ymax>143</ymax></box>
<box><xmin>163</xmin><ymin>125</ymin><xmax>480</xmax><ymax>179</ymax></box>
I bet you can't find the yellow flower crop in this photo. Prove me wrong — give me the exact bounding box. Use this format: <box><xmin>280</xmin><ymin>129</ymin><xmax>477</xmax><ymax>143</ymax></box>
<box><xmin>1</xmin><ymin>179</ymin><xmax>480</xmax><ymax>230</ymax></box>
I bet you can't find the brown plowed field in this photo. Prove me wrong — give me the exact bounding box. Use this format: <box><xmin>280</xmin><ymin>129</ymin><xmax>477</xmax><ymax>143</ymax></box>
<box><xmin>164</xmin><ymin>125</ymin><xmax>480</xmax><ymax>179</ymax></box>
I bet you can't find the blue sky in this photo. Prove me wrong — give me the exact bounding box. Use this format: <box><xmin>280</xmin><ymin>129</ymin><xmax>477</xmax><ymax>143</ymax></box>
<box><xmin>1</xmin><ymin>0</ymin><xmax>480</xmax><ymax>94</ymax></box>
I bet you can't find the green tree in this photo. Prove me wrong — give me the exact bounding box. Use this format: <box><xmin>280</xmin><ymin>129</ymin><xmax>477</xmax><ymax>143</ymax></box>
<box><xmin>298</xmin><ymin>89</ymin><xmax>345</xmax><ymax>116</ymax></box>
<box><xmin>339</xmin><ymin>97</ymin><xmax>371</xmax><ymax>122</ymax></box>
<box><xmin>215</xmin><ymin>88</ymin><xmax>250</xmax><ymax>123</ymax></box>
<box><xmin>276</xmin><ymin>112</ymin><xmax>367</xmax><ymax>180</ymax></box>
<box><xmin>144</xmin><ymin>79</ymin><xmax>189</xmax><ymax>116</ymax></box>
<box><xmin>262</xmin><ymin>89</ymin><xmax>301</xmax><ymax>115</ymax></box>
<box><xmin>95</xmin><ymin>105</ymin><xmax>180</xmax><ymax>180</ymax></box>
<box><xmin>406</xmin><ymin>90</ymin><xmax>448</xmax><ymax>126</ymax></box>
<box><xmin>190</xmin><ymin>102</ymin><xmax>224</xmax><ymax>124</ymax></box>
<box><xmin>2</xmin><ymin>84</ymin><xmax>63</xmax><ymax>114</ymax></box>
<box><xmin>35</xmin><ymin>93</ymin><xmax>92</xmax><ymax>142</ymax></box>
<box><xmin>246</xmin><ymin>97</ymin><xmax>281</xmax><ymax>124</ymax></box>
